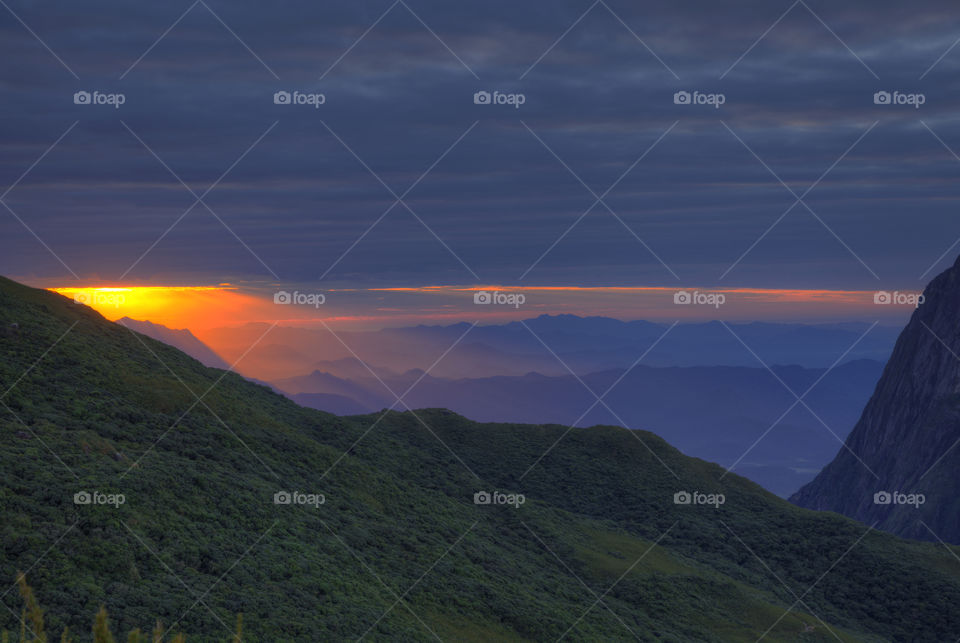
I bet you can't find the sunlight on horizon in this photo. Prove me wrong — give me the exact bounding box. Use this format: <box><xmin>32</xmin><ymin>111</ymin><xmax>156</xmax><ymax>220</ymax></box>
<box><xmin>48</xmin><ymin>285</ymin><xmax>262</xmax><ymax>332</ymax></box>
<box><xmin>45</xmin><ymin>283</ymin><xmax>923</xmax><ymax>336</ymax></box>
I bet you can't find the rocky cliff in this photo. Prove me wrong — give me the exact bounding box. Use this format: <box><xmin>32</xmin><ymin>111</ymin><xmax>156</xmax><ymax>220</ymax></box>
<box><xmin>791</xmin><ymin>255</ymin><xmax>960</xmax><ymax>542</ymax></box>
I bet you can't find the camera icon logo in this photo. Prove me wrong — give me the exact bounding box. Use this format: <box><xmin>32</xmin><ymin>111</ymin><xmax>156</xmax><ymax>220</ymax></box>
<box><xmin>874</xmin><ymin>91</ymin><xmax>891</xmax><ymax>105</ymax></box>
<box><xmin>873</xmin><ymin>491</ymin><xmax>892</xmax><ymax>505</ymax></box>
<box><xmin>673</xmin><ymin>491</ymin><xmax>692</xmax><ymax>505</ymax></box>
<box><xmin>474</xmin><ymin>491</ymin><xmax>492</xmax><ymax>505</ymax></box>
<box><xmin>274</xmin><ymin>490</ymin><xmax>292</xmax><ymax>505</ymax></box>
<box><xmin>274</xmin><ymin>91</ymin><xmax>291</xmax><ymax>105</ymax></box>
<box><xmin>874</xmin><ymin>291</ymin><xmax>891</xmax><ymax>305</ymax></box>
<box><xmin>474</xmin><ymin>291</ymin><xmax>492</xmax><ymax>305</ymax></box>
<box><xmin>674</xmin><ymin>290</ymin><xmax>692</xmax><ymax>305</ymax></box>
<box><xmin>474</xmin><ymin>91</ymin><xmax>491</xmax><ymax>105</ymax></box>
<box><xmin>274</xmin><ymin>291</ymin><xmax>292</xmax><ymax>305</ymax></box>
<box><xmin>74</xmin><ymin>491</ymin><xmax>92</xmax><ymax>505</ymax></box>
<box><xmin>674</xmin><ymin>91</ymin><xmax>691</xmax><ymax>105</ymax></box>
<box><xmin>73</xmin><ymin>91</ymin><xmax>91</xmax><ymax>105</ymax></box>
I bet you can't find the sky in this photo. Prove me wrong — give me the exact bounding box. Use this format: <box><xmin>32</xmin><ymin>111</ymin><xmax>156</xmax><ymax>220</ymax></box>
<box><xmin>1</xmin><ymin>0</ymin><xmax>956</xmax><ymax>326</ymax></box>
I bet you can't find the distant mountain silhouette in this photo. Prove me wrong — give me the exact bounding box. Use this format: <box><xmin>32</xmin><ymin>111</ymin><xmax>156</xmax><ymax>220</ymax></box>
<box><xmin>792</xmin><ymin>255</ymin><xmax>960</xmax><ymax>543</ymax></box>
<box><xmin>278</xmin><ymin>359</ymin><xmax>884</xmax><ymax>497</ymax></box>
<box><xmin>200</xmin><ymin>315</ymin><xmax>900</xmax><ymax>382</ymax></box>
<box><xmin>117</xmin><ymin>317</ymin><xmax>229</xmax><ymax>369</ymax></box>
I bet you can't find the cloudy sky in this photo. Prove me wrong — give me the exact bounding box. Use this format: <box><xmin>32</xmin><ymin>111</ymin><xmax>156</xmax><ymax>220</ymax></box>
<box><xmin>1</xmin><ymin>0</ymin><xmax>958</xmax><ymax>320</ymax></box>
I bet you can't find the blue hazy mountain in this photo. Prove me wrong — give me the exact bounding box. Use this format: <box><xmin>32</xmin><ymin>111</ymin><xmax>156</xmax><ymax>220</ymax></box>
<box><xmin>276</xmin><ymin>358</ymin><xmax>884</xmax><ymax>497</ymax></box>
<box><xmin>124</xmin><ymin>315</ymin><xmax>893</xmax><ymax>497</ymax></box>
<box><xmin>203</xmin><ymin>315</ymin><xmax>900</xmax><ymax>382</ymax></box>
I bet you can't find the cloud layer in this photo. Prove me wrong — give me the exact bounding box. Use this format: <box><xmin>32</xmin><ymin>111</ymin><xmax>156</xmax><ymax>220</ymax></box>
<box><xmin>2</xmin><ymin>0</ymin><xmax>960</xmax><ymax>290</ymax></box>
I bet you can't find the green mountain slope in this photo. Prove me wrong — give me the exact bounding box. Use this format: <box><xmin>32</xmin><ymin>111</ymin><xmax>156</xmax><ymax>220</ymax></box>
<box><xmin>0</xmin><ymin>276</ymin><xmax>958</xmax><ymax>642</ymax></box>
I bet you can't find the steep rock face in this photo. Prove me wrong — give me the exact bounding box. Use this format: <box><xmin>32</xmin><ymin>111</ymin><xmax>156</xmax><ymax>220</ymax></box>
<box><xmin>791</xmin><ymin>256</ymin><xmax>960</xmax><ymax>542</ymax></box>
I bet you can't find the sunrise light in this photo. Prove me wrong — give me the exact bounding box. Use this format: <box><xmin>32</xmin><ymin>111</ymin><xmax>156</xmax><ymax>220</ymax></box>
<box><xmin>48</xmin><ymin>285</ymin><xmax>261</xmax><ymax>331</ymax></box>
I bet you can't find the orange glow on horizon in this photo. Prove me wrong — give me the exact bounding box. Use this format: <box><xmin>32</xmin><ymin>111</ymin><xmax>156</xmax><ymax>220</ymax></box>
<box><xmin>47</xmin><ymin>282</ymin><xmax>920</xmax><ymax>335</ymax></box>
<box><xmin>49</xmin><ymin>286</ymin><xmax>263</xmax><ymax>332</ymax></box>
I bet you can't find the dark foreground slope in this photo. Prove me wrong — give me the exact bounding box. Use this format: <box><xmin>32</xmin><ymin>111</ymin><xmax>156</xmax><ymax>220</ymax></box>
<box><xmin>1</xmin><ymin>276</ymin><xmax>959</xmax><ymax>642</ymax></box>
<box><xmin>792</xmin><ymin>255</ymin><xmax>960</xmax><ymax>544</ymax></box>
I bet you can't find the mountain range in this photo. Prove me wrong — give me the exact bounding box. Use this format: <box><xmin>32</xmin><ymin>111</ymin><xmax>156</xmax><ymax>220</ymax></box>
<box><xmin>1</xmin><ymin>277</ymin><xmax>959</xmax><ymax>640</ymax></box>
<box><xmin>274</xmin><ymin>359</ymin><xmax>884</xmax><ymax>497</ymax></box>
<box><xmin>117</xmin><ymin>317</ymin><xmax>230</xmax><ymax>370</ymax></box>
<box><xmin>196</xmin><ymin>316</ymin><xmax>900</xmax><ymax>381</ymax></box>
<box><xmin>122</xmin><ymin>315</ymin><xmax>895</xmax><ymax>498</ymax></box>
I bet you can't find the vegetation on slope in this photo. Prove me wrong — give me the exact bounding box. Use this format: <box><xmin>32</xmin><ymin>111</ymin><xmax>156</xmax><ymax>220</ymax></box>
<box><xmin>0</xmin><ymin>276</ymin><xmax>957</xmax><ymax>641</ymax></box>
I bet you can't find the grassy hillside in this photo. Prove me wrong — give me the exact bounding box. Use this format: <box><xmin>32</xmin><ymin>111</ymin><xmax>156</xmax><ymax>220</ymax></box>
<box><xmin>0</xmin><ymin>276</ymin><xmax>957</xmax><ymax>641</ymax></box>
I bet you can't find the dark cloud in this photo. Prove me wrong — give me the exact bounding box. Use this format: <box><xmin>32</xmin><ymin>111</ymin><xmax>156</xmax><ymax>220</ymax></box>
<box><xmin>2</xmin><ymin>0</ymin><xmax>960</xmax><ymax>290</ymax></box>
